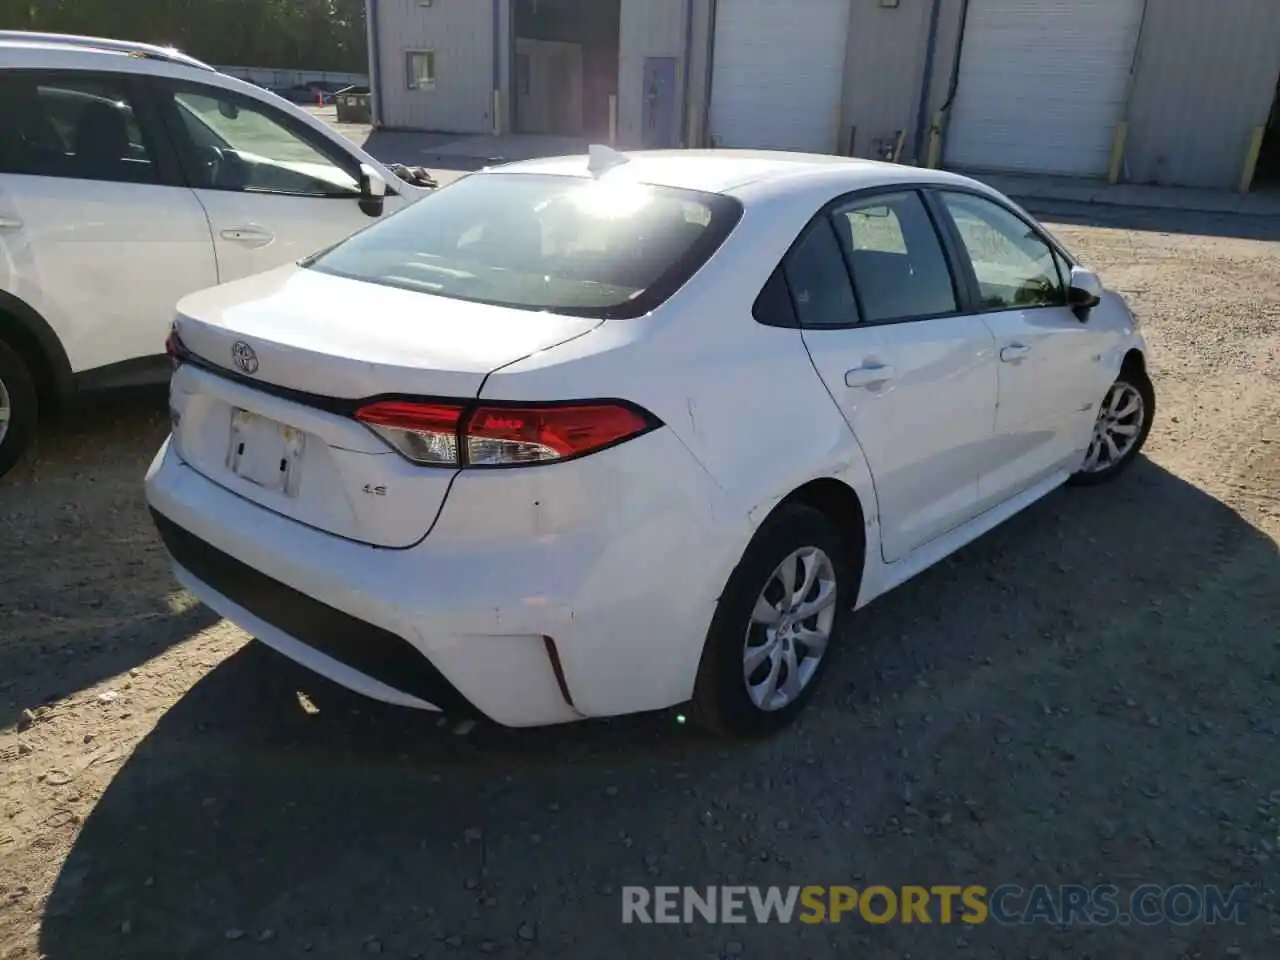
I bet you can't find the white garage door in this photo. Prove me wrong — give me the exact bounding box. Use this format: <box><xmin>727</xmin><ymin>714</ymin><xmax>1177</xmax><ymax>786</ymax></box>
<box><xmin>709</xmin><ymin>0</ymin><xmax>851</xmax><ymax>153</ymax></box>
<box><xmin>945</xmin><ymin>0</ymin><xmax>1145</xmax><ymax>176</ymax></box>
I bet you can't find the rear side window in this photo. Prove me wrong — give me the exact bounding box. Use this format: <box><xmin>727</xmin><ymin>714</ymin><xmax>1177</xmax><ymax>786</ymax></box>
<box><xmin>0</xmin><ymin>72</ymin><xmax>158</xmax><ymax>184</ymax></box>
<box><xmin>307</xmin><ymin>172</ymin><xmax>743</xmax><ymax>319</ymax></box>
<box><xmin>781</xmin><ymin>220</ymin><xmax>859</xmax><ymax>327</ymax></box>
<box><xmin>832</xmin><ymin>192</ymin><xmax>957</xmax><ymax>323</ymax></box>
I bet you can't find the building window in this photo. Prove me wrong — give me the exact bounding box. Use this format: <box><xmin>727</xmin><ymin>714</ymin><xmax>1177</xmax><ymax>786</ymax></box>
<box><xmin>406</xmin><ymin>51</ymin><xmax>436</xmax><ymax>90</ymax></box>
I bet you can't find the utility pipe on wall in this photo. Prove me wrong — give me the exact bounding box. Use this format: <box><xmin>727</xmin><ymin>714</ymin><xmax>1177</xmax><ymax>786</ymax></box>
<box><xmin>680</xmin><ymin>0</ymin><xmax>695</xmax><ymax>146</ymax></box>
<box><xmin>932</xmin><ymin>0</ymin><xmax>972</xmax><ymax>168</ymax></box>
<box><xmin>492</xmin><ymin>0</ymin><xmax>503</xmax><ymax>134</ymax></box>
<box><xmin>1109</xmin><ymin>0</ymin><xmax>1151</xmax><ymax>184</ymax></box>
<box><xmin>700</xmin><ymin>0</ymin><xmax>719</xmax><ymax>147</ymax></box>
<box><xmin>367</xmin><ymin>0</ymin><xmax>384</xmax><ymax>127</ymax></box>
<box><xmin>912</xmin><ymin>0</ymin><xmax>945</xmax><ymax>163</ymax></box>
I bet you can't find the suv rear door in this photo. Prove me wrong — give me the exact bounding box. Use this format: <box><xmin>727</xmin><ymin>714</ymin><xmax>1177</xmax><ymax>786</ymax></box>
<box><xmin>0</xmin><ymin>68</ymin><xmax>217</xmax><ymax>381</ymax></box>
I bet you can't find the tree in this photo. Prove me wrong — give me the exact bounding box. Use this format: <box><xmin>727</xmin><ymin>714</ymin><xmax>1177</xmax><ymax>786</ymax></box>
<box><xmin>0</xmin><ymin>0</ymin><xmax>369</xmax><ymax>71</ymax></box>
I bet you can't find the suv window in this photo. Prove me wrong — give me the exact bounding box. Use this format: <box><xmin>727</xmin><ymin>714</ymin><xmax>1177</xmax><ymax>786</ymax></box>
<box><xmin>833</xmin><ymin>192</ymin><xmax>957</xmax><ymax>323</ymax></box>
<box><xmin>160</xmin><ymin>85</ymin><xmax>360</xmax><ymax>197</ymax></box>
<box><xmin>939</xmin><ymin>192</ymin><xmax>1066</xmax><ymax>310</ymax></box>
<box><xmin>0</xmin><ymin>73</ymin><xmax>158</xmax><ymax>184</ymax></box>
<box><xmin>782</xmin><ymin>220</ymin><xmax>859</xmax><ymax>327</ymax></box>
<box><xmin>307</xmin><ymin>172</ymin><xmax>743</xmax><ymax>319</ymax></box>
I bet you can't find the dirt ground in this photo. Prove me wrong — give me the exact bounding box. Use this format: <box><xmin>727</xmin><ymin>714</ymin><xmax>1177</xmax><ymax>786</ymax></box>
<box><xmin>1</xmin><ymin>204</ymin><xmax>1277</xmax><ymax>959</ymax></box>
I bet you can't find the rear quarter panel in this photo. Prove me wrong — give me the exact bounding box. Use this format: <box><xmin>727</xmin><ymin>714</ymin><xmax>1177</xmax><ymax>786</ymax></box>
<box><xmin>481</xmin><ymin>188</ymin><xmax>882</xmax><ymax>596</ymax></box>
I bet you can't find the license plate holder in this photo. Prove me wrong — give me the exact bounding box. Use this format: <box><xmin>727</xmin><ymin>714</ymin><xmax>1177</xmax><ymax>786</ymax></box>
<box><xmin>227</xmin><ymin>408</ymin><xmax>305</xmax><ymax>497</ymax></box>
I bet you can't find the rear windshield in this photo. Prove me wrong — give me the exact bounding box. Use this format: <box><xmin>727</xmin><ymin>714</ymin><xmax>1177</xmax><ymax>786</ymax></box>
<box><xmin>306</xmin><ymin>172</ymin><xmax>743</xmax><ymax>319</ymax></box>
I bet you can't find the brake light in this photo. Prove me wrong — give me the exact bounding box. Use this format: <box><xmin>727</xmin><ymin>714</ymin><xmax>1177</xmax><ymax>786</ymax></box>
<box><xmin>354</xmin><ymin>400</ymin><xmax>658</xmax><ymax>467</ymax></box>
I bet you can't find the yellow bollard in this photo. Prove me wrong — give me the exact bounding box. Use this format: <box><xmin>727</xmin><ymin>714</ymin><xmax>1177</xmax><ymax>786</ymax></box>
<box><xmin>1239</xmin><ymin>124</ymin><xmax>1265</xmax><ymax>193</ymax></box>
<box><xmin>1108</xmin><ymin>120</ymin><xmax>1129</xmax><ymax>184</ymax></box>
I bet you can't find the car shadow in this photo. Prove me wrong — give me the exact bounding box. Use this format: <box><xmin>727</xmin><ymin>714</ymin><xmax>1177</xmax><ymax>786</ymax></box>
<box><xmin>0</xmin><ymin>388</ymin><xmax>221</xmax><ymax>728</ymax></box>
<box><xmin>36</xmin><ymin>457</ymin><xmax>1279</xmax><ymax>958</ymax></box>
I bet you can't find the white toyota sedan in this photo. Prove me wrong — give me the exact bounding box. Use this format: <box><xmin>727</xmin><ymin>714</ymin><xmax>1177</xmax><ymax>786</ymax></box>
<box><xmin>145</xmin><ymin>149</ymin><xmax>1154</xmax><ymax>737</ymax></box>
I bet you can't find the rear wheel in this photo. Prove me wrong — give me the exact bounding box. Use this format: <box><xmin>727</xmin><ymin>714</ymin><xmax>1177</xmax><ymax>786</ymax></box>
<box><xmin>1068</xmin><ymin>368</ymin><xmax>1155</xmax><ymax>486</ymax></box>
<box><xmin>0</xmin><ymin>338</ymin><xmax>38</xmax><ymax>480</ymax></box>
<box><xmin>691</xmin><ymin>505</ymin><xmax>853</xmax><ymax>738</ymax></box>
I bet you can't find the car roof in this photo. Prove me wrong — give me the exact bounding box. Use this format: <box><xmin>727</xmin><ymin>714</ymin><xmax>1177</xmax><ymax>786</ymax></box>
<box><xmin>485</xmin><ymin>149</ymin><xmax>989</xmax><ymax>198</ymax></box>
<box><xmin>0</xmin><ymin>31</ymin><xmax>215</xmax><ymax>74</ymax></box>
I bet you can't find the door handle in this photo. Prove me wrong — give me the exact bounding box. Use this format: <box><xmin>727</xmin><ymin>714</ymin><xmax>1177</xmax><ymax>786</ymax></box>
<box><xmin>220</xmin><ymin>226</ymin><xmax>275</xmax><ymax>248</ymax></box>
<box><xmin>1000</xmin><ymin>343</ymin><xmax>1032</xmax><ymax>363</ymax></box>
<box><xmin>845</xmin><ymin>363</ymin><xmax>896</xmax><ymax>388</ymax></box>
<box><xmin>0</xmin><ymin>215</ymin><xmax>23</xmax><ymax>230</ymax></box>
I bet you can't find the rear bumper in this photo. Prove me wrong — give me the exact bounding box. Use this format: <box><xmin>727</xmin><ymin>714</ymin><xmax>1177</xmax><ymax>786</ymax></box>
<box><xmin>144</xmin><ymin>432</ymin><xmax>744</xmax><ymax>726</ymax></box>
<box><xmin>151</xmin><ymin>509</ymin><xmax>473</xmax><ymax>714</ymax></box>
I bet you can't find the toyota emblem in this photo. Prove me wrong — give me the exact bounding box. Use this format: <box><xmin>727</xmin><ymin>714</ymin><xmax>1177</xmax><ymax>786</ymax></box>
<box><xmin>231</xmin><ymin>341</ymin><xmax>259</xmax><ymax>375</ymax></box>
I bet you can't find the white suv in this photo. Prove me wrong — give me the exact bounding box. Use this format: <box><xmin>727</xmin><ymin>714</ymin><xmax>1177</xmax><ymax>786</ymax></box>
<box><xmin>0</xmin><ymin>32</ymin><xmax>430</xmax><ymax>477</ymax></box>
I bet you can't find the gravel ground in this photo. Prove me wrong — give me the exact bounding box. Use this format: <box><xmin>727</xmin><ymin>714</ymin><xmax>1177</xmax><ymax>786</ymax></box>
<box><xmin>1</xmin><ymin>205</ymin><xmax>1278</xmax><ymax>959</ymax></box>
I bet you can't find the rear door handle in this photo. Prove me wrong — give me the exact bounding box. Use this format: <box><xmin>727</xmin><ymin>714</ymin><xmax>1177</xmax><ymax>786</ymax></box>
<box><xmin>1000</xmin><ymin>343</ymin><xmax>1032</xmax><ymax>363</ymax></box>
<box><xmin>845</xmin><ymin>363</ymin><xmax>895</xmax><ymax>388</ymax></box>
<box><xmin>0</xmin><ymin>216</ymin><xmax>23</xmax><ymax>230</ymax></box>
<box><xmin>220</xmin><ymin>226</ymin><xmax>275</xmax><ymax>248</ymax></box>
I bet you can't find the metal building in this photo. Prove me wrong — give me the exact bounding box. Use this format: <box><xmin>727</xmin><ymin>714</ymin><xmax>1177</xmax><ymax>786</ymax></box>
<box><xmin>366</xmin><ymin>0</ymin><xmax>1280</xmax><ymax>191</ymax></box>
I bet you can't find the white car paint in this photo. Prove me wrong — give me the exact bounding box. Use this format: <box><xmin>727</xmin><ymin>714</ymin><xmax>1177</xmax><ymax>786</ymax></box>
<box><xmin>145</xmin><ymin>150</ymin><xmax>1149</xmax><ymax>729</ymax></box>
<box><xmin>0</xmin><ymin>36</ymin><xmax>427</xmax><ymax>388</ymax></box>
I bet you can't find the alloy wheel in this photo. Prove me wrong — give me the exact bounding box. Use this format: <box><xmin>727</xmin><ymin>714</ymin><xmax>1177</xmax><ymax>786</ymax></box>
<box><xmin>1081</xmin><ymin>380</ymin><xmax>1145</xmax><ymax>474</ymax></box>
<box><xmin>743</xmin><ymin>546</ymin><xmax>838</xmax><ymax>712</ymax></box>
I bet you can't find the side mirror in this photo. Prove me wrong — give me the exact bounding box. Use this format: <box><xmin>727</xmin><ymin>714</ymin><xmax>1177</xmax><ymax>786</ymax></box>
<box><xmin>357</xmin><ymin>163</ymin><xmax>387</xmax><ymax>217</ymax></box>
<box><xmin>1067</xmin><ymin>265</ymin><xmax>1103</xmax><ymax>315</ymax></box>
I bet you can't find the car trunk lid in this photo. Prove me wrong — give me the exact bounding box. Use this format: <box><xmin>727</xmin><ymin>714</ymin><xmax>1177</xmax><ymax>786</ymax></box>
<box><xmin>168</xmin><ymin>265</ymin><xmax>600</xmax><ymax>547</ymax></box>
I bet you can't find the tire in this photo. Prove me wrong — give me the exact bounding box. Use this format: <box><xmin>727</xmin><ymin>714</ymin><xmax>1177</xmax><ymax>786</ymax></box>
<box><xmin>1068</xmin><ymin>367</ymin><xmax>1156</xmax><ymax>487</ymax></box>
<box><xmin>691</xmin><ymin>504</ymin><xmax>854</xmax><ymax>738</ymax></box>
<box><xmin>0</xmin><ymin>338</ymin><xmax>39</xmax><ymax>481</ymax></box>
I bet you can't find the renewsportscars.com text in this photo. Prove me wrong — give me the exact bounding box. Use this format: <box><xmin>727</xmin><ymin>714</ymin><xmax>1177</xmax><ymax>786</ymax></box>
<box><xmin>622</xmin><ymin>884</ymin><xmax>1251</xmax><ymax>926</ymax></box>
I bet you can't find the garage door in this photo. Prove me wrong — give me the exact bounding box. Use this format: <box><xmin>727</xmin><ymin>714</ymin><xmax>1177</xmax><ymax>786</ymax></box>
<box><xmin>945</xmin><ymin>0</ymin><xmax>1145</xmax><ymax>176</ymax></box>
<box><xmin>709</xmin><ymin>0</ymin><xmax>851</xmax><ymax>153</ymax></box>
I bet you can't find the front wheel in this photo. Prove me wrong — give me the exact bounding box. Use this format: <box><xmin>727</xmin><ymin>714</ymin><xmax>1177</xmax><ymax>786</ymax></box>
<box><xmin>691</xmin><ymin>505</ymin><xmax>853</xmax><ymax>738</ymax></box>
<box><xmin>1068</xmin><ymin>368</ymin><xmax>1155</xmax><ymax>486</ymax></box>
<box><xmin>0</xmin><ymin>339</ymin><xmax>38</xmax><ymax>481</ymax></box>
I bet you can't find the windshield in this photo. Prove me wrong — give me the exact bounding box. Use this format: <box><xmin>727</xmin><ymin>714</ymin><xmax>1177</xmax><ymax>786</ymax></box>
<box><xmin>305</xmin><ymin>172</ymin><xmax>743</xmax><ymax>318</ymax></box>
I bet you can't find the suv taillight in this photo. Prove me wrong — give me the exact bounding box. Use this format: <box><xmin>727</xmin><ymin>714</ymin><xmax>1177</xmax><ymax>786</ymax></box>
<box><xmin>354</xmin><ymin>399</ymin><xmax>660</xmax><ymax>467</ymax></box>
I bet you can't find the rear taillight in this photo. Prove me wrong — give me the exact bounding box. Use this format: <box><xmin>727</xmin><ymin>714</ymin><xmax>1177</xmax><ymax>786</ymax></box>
<box><xmin>354</xmin><ymin>399</ymin><xmax>659</xmax><ymax>467</ymax></box>
<box><xmin>354</xmin><ymin>401</ymin><xmax>462</xmax><ymax>465</ymax></box>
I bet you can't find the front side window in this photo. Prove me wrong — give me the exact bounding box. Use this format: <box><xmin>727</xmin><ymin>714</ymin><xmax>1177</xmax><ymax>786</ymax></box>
<box><xmin>833</xmin><ymin>191</ymin><xmax>957</xmax><ymax>323</ymax></box>
<box><xmin>163</xmin><ymin>86</ymin><xmax>360</xmax><ymax>197</ymax></box>
<box><xmin>406</xmin><ymin>51</ymin><xmax>436</xmax><ymax>90</ymax></box>
<box><xmin>939</xmin><ymin>192</ymin><xmax>1065</xmax><ymax>310</ymax></box>
<box><xmin>0</xmin><ymin>72</ymin><xmax>158</xmax><ymax>184</ymax></box>
<box><xmin>306</xmin><ymin>172</ymin><xmax>742</xmax><ymax>319</ymax></box>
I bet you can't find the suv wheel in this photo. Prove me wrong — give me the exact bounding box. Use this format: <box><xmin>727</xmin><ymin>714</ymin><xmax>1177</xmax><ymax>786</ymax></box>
<box><xmin>0</xmin><ymin>339</ymin><xmax>38</xmax><ymax>480</ymax></box>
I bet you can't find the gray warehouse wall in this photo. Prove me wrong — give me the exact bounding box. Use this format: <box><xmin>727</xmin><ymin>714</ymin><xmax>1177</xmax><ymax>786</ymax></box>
<box><xmin>1123</xmin><ymin>0</ymin><xmax>1280</xmax><ymax>189</ymax></box>
<box><xmin>618</xmin><ymin>0</ymin><xmax>690</xmax><ymax>147</ymax></box>
<box><xmin>375</xmin><ymin>0</ymin><xmax>496</xmax><ymax>133</ymax></box>
<box><xmin>840</xmin><ymin>0</ymin><xmax>940</xmax><ymax>162</ymax></box>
